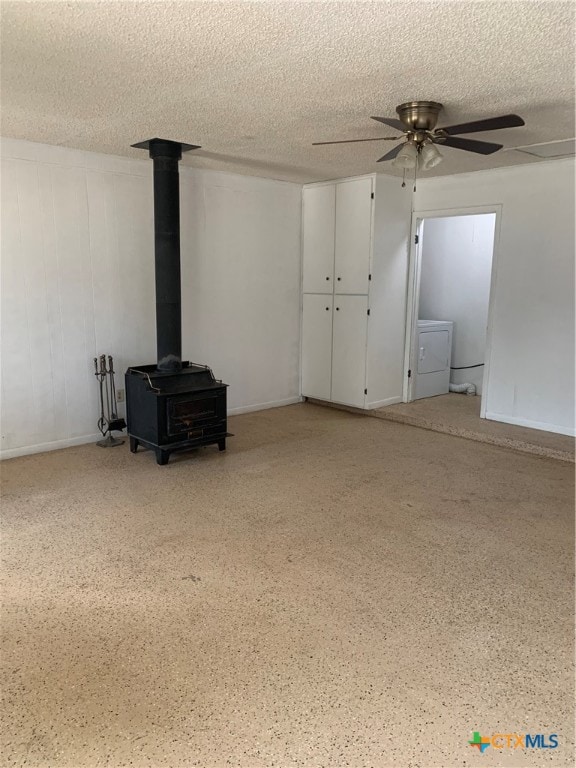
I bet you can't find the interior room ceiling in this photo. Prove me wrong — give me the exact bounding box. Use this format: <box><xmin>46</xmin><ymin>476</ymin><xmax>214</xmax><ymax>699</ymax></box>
<box><xmin>1</xmin><ymin>1</ymin><xmax>574</xmax><ymax>183</ymax></box>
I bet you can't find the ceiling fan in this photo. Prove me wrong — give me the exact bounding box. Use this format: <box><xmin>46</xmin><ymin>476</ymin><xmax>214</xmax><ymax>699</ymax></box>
<box><xmin>313</xmin><ymin>101</ymin><xmax>525</xmax><ymax>170</ymax></box>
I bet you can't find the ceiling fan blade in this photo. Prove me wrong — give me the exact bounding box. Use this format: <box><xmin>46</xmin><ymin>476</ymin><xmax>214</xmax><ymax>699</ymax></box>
<box><xmin>371</xmin><ymin>116</ymin><xmax>406</xmax><ymax>132</ymax></box>
<box><xmin>377</xmin><ymin>143</ymin><xmax>404</xmax><ymax>162</ymax></box>
<box><xmin>441</xmin><ymin>114</ymin><xmax>525</xmax><ymax>135</ymax></box>
<box><xmin>438</xmin><ymin>136</ymin><xmax>503</xmax><ymax>155</ymax></box>
<box><xmin>312</xmin><ymin>136</ymin><xmax>401</xmax><ymax>146</ymax></box>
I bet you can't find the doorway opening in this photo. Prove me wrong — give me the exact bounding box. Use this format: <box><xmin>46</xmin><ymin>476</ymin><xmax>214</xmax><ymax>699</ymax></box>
<box><xmin>404</xmin><ymin>209</ymin><xmax>498</xmax><ymax>423</ymax></box>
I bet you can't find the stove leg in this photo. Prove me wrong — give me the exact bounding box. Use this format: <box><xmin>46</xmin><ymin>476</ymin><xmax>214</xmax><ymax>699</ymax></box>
<box><xmin>129</xmin><ymin>437</ymin><xmax>139</xmax><ymax>453</ymax></box>
<box><xmin>156</xmin><ymin>449</ymin><xmax>169</xmax><ymax>465</ymax></box>
<box><xmin>218</xmin><ymin>439</ymin><xmax>226</xmax><ymax>452</ymax></box>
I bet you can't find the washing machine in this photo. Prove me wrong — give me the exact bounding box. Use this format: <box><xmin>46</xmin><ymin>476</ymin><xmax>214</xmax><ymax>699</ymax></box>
<box><xmin>414</xmin><ymin>320</ymin><xmax>453</xmax><ymax>400</ymax></box>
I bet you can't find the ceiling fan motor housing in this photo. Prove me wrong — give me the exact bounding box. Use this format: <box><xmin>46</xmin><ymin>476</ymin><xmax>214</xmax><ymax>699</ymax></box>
<box><xmin>396</xmin><ymin>101</ymin><xmax>443</xmax><ymax>132</ymax></box>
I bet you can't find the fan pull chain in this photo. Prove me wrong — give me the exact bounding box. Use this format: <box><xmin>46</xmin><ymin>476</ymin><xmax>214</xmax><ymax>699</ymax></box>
<box><xmin>401</xmin><ymin>168</ymin><xmax>406</xmax><ymax>188</ymax></box>
<box><xmin>413</xmin><ymin>160</ymin><xmax>417</xmax><ymax>192</ymax></box>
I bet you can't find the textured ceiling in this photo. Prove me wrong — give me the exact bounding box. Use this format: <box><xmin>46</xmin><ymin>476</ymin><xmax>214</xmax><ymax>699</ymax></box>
<box><xmin>1</xmin><ymin>1</ymin><xmax>574</xmax><ymax>182</ymax></box>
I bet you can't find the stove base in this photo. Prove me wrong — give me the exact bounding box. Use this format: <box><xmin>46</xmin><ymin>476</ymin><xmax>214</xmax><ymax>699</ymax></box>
<box><xmin>129</xmin><ymin>433</ymin><xmax>231</xmax><ymax>465</ymax></box>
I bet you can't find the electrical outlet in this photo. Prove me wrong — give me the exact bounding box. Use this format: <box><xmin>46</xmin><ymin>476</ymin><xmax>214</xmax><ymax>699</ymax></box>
<box><xmin>116</xmin><ymin>389</ymin><xmax>125</xmax><ymax>403</ymax></box>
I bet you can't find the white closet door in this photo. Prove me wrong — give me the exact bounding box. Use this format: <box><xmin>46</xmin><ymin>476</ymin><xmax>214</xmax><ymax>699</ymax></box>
<box><xmin>301</xmin><ymin>294</ymin><xmax>333</xmax><ymax>400</ymax></box>
<box><xmin>331</xmin><ymin>295</ymin><xmax>368</xmax><ymax>407</ymax></box>
<box><xmin>302</xmin><ymin>184</ymin><xmax>335</xmax><ymax>293</ymax></box>
<box><xmin>334</xmin><ymin>178</ymin><xmax>373</xmax><ymax>294</ymax></box>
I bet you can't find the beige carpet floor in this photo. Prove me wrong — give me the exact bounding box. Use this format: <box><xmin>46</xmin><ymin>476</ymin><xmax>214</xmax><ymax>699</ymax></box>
<box><xmin>1</xmin><ymin>403</ymin><xmax>574</xmax><ymax>768</ymax></box>
<box><xmin>373</xmin><ymin>394</ymin><xmax>575</xmax><ymax>463</ymax></box>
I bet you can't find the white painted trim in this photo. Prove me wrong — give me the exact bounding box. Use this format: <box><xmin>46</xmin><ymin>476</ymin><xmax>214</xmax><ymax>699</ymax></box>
<box><xmin>303</xmin><ymin>172</ymin><xmax>376</xmax><ymax>189</ymax></box>
<box><xmin>409</xmin><ymin>204</ymin><xmax>503</xmax><ymax>220</ymax></box>
<box><xmin>484</xmin><ymin>412</ymin><xmax>576</xmax><ymax>438</ymax></box>
<box><xmin>403</xmin><ymin>205</ymin><xmax>502</xmax><ymax>417</ymax></box>
<box><xmin>298</xmin><ymin>185</ymin><xmax>305</xmax><ymax>402</ymax></box>
<box><xmin>479</xmin><ymin>207</ymin><xmax>503</xmax><ymax>418</ymax></box>
<box><xmin>1</xmin><ymin>433</ymin><xmax>103</xmax><ymax>460</ymax></box>
<box><xmin>402</xmin><ymin>215</ymin><xmax>423</xmax><ymax>403</ymax></box>
<box><xmin>361</xmin><ymin>176</ymin><xmax>376</xmax><ymax>409</ymax></box>
<box><xmin>228</xmin><ymin>396</ymin><xmax>302</xmax><ymax>416</ymax></box>
<box><xmin>181</xmin><ymin>164</ymin><xmax>301</xmax><ymax>190</ymax></box>
<box><xmin>0</xmin><ymin>137</ymin><xmax>306</xmax><ymax>187</ymax></box>
<box><xmin>366</xmin><ymin>396</ymin><xmax>403</xmax><ymax>410</ymax></box>
<box><xmin>415</xmin><ymin>155</ymin><xmax>574</xmax><ymax>185</ymax></box>
<box><xmin>1</xmin><ymin>399</ymin><xmax>304</xmax><ymax>458</ymax></box>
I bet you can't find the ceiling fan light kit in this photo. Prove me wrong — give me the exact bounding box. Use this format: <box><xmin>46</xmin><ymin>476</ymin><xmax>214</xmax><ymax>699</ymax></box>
<box><xmin>416</xmin><ymin>140</ymin><xmax>444</xmax><ymax>170</ymax></box>
<box><xmin>313</xmin><ymin>100</ymin><xmax>526</xmax><ymax>179</ymax></box>
<box><xmin>393</xmin><ymin>139</ymin><xmax>418</xmax><ymax>170</ymax></box>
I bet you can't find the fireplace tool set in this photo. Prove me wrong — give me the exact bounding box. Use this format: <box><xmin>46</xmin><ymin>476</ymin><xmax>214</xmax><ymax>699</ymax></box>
<box><xmin>94</xmin><ymin>354</ymin><xmax>126</xmax><ymax>447</ymax></box>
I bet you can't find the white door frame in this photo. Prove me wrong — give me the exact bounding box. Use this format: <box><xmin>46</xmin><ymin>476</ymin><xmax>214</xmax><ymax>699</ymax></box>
<box><xmin>403</xmin><ymin>204</ymin><xmax>503</xmax><ymax>418</ymax></box>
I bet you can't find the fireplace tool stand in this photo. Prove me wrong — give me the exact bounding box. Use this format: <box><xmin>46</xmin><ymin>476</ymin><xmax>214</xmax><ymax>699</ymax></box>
<box><xmin>94</xmin><ymin>354</ymin><xmax>126</xmax><ymax>447</ymax></box>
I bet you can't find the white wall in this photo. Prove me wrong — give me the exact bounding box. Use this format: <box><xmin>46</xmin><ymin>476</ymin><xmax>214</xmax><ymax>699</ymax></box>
<box><xmin>414</xmin><ymin>158</ymin><xmax>575</xmax><ymax>435</ymax></box>
<box><xmin>419</xmin><ymin>213</ymin><xmax>496</xmax><ymax>394</ymax></box>
<box><xmin>0</xmin><ymin>138</ymin><xmax>302</xmax><ymax>458</ymax></box>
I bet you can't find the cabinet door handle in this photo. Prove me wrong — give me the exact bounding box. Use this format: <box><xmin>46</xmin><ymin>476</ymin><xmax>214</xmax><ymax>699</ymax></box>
<box><xmin>325</xmin><ymin>276</ymin><xmax>330</xmax><ymax>281</ymax></box>
<box><xmin>337</xmin><ymin>277</ymin><xmax>341</xmax><ymax>281</ymax></box>
<box><xmin>325</xmin><ymin>307</ymin><xmax>330</xmax><ymax>311</ymax></box>
<box><xmin>336</xmin><ymin>307</ymin><xmax>340</xmax><ymax>311</ymax></box>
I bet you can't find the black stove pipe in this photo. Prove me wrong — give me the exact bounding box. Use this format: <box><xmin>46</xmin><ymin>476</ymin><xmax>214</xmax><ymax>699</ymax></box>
<box><xmin>132</xmin><ymin>138</ymin><xmax>200</xmax><ymax>372</ymax></box>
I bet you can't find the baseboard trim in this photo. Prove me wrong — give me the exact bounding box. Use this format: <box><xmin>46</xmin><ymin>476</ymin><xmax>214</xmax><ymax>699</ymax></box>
<box><xmin>1</xmin><ymin>399</ymin><xmax>304</xmax><ymax>460</ymax></box>
<box><xmin>366</xmin><ymin>396</ymin><xmax>403</xmax><ymax>410</ymax></box>
<box><xmin>305</xmin><ymin>398</ymin><xmax>367</xmax><ymax>415</ymax></box>
<box><xmin>1</xmin><ymin>433</ymin><xmax>103</xmax><ymax>460</ymax></box>
<box><xmin>484</xmin><ymin>412</ymin><xmax>575</xmax><ymax>437</ymax></box>
<box><xmin>228</xmin><ymin>396</ymin><xmax>302</xmax><ymax>416</ymax></box>
<box><xmin>305</xmin><ymin>397</ymin><xmax>404</xmax><ymax>412</ymax></box>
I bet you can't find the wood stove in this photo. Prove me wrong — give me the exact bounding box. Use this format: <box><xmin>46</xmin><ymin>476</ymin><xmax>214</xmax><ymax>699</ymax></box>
<box><xmin>125</xmin><ymin>362</ymin><xmax>228</xmax><ymax>465</ymax></box>
<box><xmin>126</xmin><ymin>138</ymin><xmax>230</xmax><ymax>465</ymax></box>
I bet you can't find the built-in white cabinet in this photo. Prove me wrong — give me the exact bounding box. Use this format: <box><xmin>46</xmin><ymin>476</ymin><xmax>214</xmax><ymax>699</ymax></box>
<box><xmin>334</xmin><ymin>177</ymin><xmax>373</xmax><ymax>294</ymax></box>
<box><xmin>301</xmin><ymin>293</ymin><xmax>368</xmax><ymax>407</ymax></box>
<box><xmin>331</xmin><ymin>295</ymin><xmax>369</xmax><ymax>407</ymax></box>
<box><xmin>301</xmin><ymin>293</ymin><xmax>333</xmax><ymax>400</ymax></box>
<box><xmin>303</xmin><ymin>177</ymin><xmax>373</xmax><ymax>295</ymax></box>
<box><xmin>301</xmin><ymin>173</ymin><xmax>413</xmax><ymax>410</ymax></box>
<box><xmin>302</xmin><ymin>184</ymin><xmax>335</xmax><ymax>293</ymax></box>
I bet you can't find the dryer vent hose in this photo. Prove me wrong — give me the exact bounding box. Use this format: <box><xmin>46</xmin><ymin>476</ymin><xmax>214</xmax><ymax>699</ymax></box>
<box><xmin>449</xmin><ymin>382</ymin><xmax>477</xmax><ymax>396</ymax></box>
